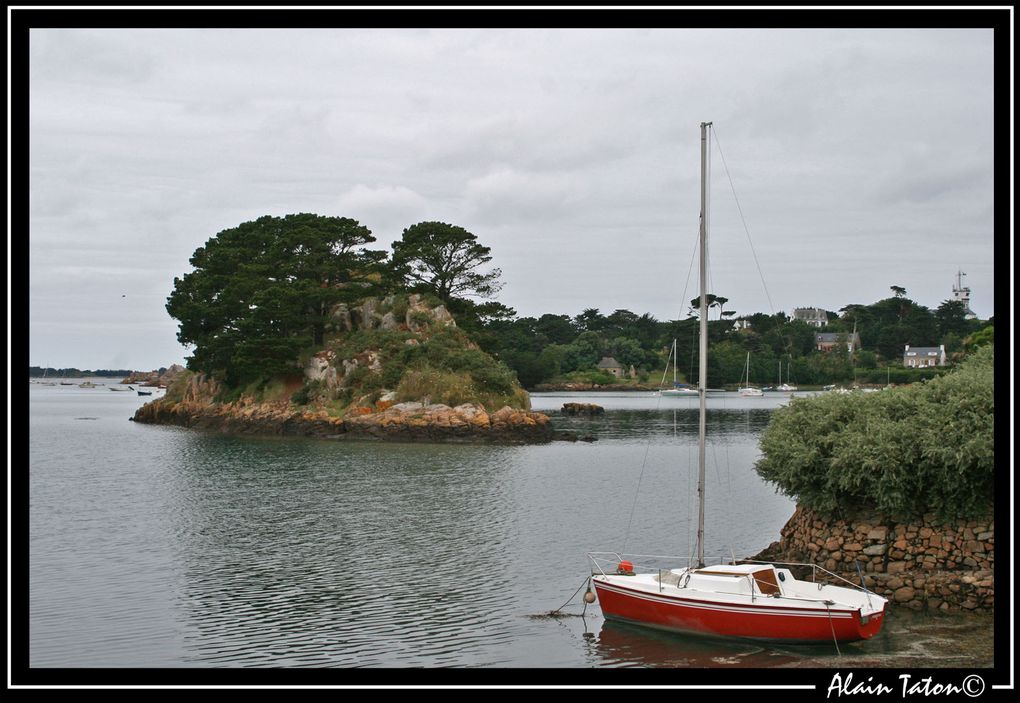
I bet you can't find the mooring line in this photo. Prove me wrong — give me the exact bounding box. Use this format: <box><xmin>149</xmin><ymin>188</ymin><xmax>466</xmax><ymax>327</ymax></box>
<box><xmin>547</xmin><ymin>576</ymin><xmax>592</xmax><ymax>617</ymax></box>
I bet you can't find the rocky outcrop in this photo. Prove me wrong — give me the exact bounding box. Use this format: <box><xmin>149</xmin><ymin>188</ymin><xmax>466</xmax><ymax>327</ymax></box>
<box><xmin>342</xmin><ymin>402</ymin><xmax>553</xmax><ymax>443</ymax></box>
<box><xmin>132</xmin><ymin>395</ymin><xmax>555</xmax><ymax>444</ymax></box>
<box><xmin>561</xmin><ymin>402</ymin><xmax>605</xmax><ymax>415</ymax></box>
<box><xmin>326</xmin><ymin>293</ymin><xmax>455</xmax><ymax>336</ymax></box>
<box><xmin>306</xmin><ymin>294</ymin><xmax>464</xmax><ymax>394</ymax></box>
<box><xmin>751</xmin><ymin>506</ymin><xmax>994</xmax><ymax>612</ymax></box>
<box><xmin>134</xmin><ymin>293</ymin><xmax>542</xmax><ymax>443</ymax></box>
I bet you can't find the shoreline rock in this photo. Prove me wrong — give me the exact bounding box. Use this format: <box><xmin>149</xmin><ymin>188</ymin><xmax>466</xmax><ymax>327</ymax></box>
<box><xmin>561</xmin><ymin>402</ymin><xmax>605</xmax><ymax>416</ymax></box>
<box><xmin>750</xmin><ymin>506</ymin><xmax>994</xmax><ymax>613</ymax></box>
<box><xmin>132</xmin><ymin>397</ymin><xmax>557</xmax><ymax>444</ymax></box>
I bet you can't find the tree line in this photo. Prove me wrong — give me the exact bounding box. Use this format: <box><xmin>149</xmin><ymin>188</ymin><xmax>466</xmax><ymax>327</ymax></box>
<box><xmin>165</xmin><ymin>213</ymin><xmax>993</xmax><ymax>390</ymax></box>
<box><xmin>474</xmin><ymin>294</ymin><xmax>991</xmax><ymax>389</ymax></box>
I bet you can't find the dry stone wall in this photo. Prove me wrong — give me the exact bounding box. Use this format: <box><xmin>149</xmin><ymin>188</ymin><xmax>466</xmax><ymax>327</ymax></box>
<box><xmin>752</xmin><ymin>506</ymin><xmax>994</xmax><ymax>612</ymax></box>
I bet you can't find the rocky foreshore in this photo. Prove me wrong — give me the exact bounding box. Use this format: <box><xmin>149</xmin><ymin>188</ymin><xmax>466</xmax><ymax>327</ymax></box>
<box><xmin>750</xmin><ymin>506</ymin><xmax>994</xmax><ymax>613</ymax></box>
<box><xmin>121</xmin><ymin>364</ymin><xmax>186</xmax><ymax>387</ymax></box>
<box><xmin>132</xmin><ymin>396</ymin><xmax>557</xmax><ymax>444</ymax></box>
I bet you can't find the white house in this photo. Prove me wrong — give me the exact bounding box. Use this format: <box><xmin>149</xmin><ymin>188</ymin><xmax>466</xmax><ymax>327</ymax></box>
<box><xmin>792</xmin><ymin>307</ymin><xmax>829</xmax><ymax>327</ymax></box>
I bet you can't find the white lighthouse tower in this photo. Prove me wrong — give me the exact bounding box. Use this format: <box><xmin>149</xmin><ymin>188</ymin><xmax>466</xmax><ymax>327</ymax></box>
<box><xmin>952</xmin><ymin>270</ymin><xmax>977</xmax><ymax>319</ymax></box>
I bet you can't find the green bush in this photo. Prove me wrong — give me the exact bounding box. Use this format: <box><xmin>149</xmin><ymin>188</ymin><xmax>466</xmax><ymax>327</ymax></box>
<box><xmin>755</xmin><ymin>345</ymin><xmax>994</xmax><ymax>521</ymax></box>
<box><xmin>395</xmin><ymin>367</ymin><xmax>474</xmax><ymax>406</ymax></box>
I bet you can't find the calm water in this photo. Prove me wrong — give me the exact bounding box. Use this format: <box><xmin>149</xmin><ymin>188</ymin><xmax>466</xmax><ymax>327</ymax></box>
<box><xmin>25</xmin><ymin>384</ymin><xmax>989</xmax><ymax>672</ymax></box>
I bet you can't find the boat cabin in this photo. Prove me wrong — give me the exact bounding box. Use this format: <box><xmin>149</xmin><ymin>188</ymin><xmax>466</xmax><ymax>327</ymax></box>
<box><xmin>685</xmin><ymin>564</ymin><xmax>786</xmax><ymax>597</ymax></box>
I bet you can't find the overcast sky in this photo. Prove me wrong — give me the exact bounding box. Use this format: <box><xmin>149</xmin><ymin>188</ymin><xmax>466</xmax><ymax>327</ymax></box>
<box><xmin>27</xmin><ymin>23</ymin><xmax>1000</xmax><ymax>370</ymax></box>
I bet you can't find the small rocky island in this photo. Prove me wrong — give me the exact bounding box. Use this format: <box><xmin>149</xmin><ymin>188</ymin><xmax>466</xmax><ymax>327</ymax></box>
<box><xmin>133</xmin><ymin>294</ymin><xmax>557</xmax><ymax>443</ymax></box>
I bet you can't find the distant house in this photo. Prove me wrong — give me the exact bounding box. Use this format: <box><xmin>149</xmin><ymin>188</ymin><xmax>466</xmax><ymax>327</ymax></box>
<box><xmin>597</xmin><ymin>356</ymin><xmax>625</xmax><ymax>378</ymax></box>
<box><xmin>731</xmin><ymin>318</ymin><xmax>753</xmax><ymax>331</ymax></box>
<box><xmin>815</xmin><ymin>332</ymin><xmax>861</xmax><ymax>354</ymax></box>
<box><xmin>903</xmin><ymin>344</ymin><xmax>947</xmax><ymax>368</ymax></box>
<box><xmin>793</xmin><ymin>307</ymin><xmax>829</xmax><ymax>327</ymax></box>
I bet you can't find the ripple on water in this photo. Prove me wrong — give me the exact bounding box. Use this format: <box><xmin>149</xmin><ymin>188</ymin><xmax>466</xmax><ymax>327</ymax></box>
<box><xmin>29</xmin><ymin>389</ymin><xmax>992</xmax><ymax>669</ymax></box>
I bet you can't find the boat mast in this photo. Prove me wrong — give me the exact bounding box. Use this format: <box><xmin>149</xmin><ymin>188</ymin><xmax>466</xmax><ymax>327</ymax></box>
<box><xmin>673</xmin><ymin>338</ymin><xmax>677</xmax><ymax>386</ymax></box>
<box><xmin>696</xmin><ymin>121</ymin><xmax>711</xmax><ymax>568</ymax></box>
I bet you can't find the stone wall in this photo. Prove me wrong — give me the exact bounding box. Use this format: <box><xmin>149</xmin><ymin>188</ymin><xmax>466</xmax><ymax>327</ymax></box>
<box><xmin>751</xmin><ymin>506</ymin><xmax>994</xmax><ymax>612</ymax></box>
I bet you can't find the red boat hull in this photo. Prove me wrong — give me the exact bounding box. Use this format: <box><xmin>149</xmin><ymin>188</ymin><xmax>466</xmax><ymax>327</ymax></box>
<box><xmin>593</xmin><ymin>579</ymin><xmax>885</xmax><ymax>643</ymax></box>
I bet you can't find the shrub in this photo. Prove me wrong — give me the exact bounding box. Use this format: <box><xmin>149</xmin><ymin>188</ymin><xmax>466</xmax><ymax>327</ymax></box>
<box><xmin>395</xmin><ymin>367</ymin><xmax>474</xmax><ymax>407</ymax></box>
<box><xmin>755</xmin><ymin>345</ymin><xmax>994</xmax><ymax>521</ymax></box>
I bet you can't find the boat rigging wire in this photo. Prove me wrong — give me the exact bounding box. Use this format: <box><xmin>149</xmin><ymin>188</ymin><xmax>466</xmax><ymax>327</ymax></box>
<box><xmin>711</xmin><ymin>126</ymin><xmax>776</xmax><ymax>317</ymax></box>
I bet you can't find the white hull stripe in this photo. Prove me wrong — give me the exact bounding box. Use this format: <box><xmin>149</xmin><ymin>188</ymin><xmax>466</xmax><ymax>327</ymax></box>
<box><xmin>594</xmin><ymin>581</ymin><xmax>857</xmax><ymax>619</ymax></box>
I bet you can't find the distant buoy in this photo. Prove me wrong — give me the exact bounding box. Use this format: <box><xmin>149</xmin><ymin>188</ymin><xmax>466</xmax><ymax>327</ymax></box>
<box><xmin>583</xmin><ymin>590</ymin><xmax>596</xmax><ymax>604</ymax></box>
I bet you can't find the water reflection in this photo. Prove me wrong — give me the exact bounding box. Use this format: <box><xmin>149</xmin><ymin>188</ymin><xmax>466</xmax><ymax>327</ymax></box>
<box><xmin>549</xmin><ymin>407</ymin><xmax>775</xmax><ymax>442</ymax></box>
<box><xmin>165</xmin><ymin>435</ymin><xmax>523</xmax><ymax>666</ymax></box>
<box><xmin>592</xmin><ymin>620</ymin><xmax>804</xmax><ymax>668</ymax></box>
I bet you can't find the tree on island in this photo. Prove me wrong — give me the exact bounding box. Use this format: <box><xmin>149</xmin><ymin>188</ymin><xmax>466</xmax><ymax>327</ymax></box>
<box><xmin>166</xmin><ymin>213</ymin><xmax>386</xmax><ymax>386</ymax></box>
<box><xmin>389</xmin><ymin>221</ymin><xmax>503</xmax><ymax>304</ymax></box>
<box><xmin>388</xmin><ymin>221</ymin><xmax>509</xmax><ymax>348</ymax></box>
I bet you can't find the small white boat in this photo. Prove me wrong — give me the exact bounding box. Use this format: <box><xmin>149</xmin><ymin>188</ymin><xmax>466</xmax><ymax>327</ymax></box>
<box><xmin>737</xmin><ymin>352</ymin><xmax>763</xmax><ymax>396</ymax></box>
<box><xmin>661</xmin><ymin>385</ymin><xmax>699</xmax><ymax>397</ymax></box>
<box><xmin>777</xmin><ymin>359</ymin><xmax>797</xmax><ymax>392</ymax></box>
<box><xmin>658</xmin><ymin>338</ymin><xmax>700</xmax><ymax>396</ymax></box>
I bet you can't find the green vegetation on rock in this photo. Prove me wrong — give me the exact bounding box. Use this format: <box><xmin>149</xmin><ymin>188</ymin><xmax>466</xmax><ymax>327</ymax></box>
<box><xmin>755</xmin><ymin>345</ymin><xmax>994</xmax><ymax>522</ymax></box>
<box><xmin>282</xmin><ymin>295</ymin><xmax>530</xmax><ymax>413</ymax></box>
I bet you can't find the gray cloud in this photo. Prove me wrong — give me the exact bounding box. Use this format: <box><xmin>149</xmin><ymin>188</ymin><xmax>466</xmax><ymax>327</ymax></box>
<box><xmin>27</xmin><ymin>26</ymin><xmax>998</xmax><ymax>369</ymax></box>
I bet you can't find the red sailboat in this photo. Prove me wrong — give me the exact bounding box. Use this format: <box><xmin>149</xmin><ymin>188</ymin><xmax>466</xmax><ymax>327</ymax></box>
<box><xmin>588</xmin><ymin>122</ymin><xmax>887</xmax><ymax>643</ymax></box>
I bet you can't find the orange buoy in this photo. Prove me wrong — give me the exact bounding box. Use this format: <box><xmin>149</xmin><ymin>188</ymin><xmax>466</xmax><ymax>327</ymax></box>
<box><xmin>617</xmin><ymin>560</ymin><xmax>634</xmax><ymax>574</ymax></box>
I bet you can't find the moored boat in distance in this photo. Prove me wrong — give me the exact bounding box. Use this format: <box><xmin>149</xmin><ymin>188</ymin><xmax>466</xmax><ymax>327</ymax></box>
<box><xmin>660</xmin><ymin>384</ymin><xmax>699</xmax><ymax>397</ymax></box>
<box><xmin>737</xmin><ymin>352</ymin><xmax>764</xmax><ymax>396</ymax></box>
<box><xmin>658</xmin><ymin>338</ymin><xmax>700</xmax><ymax>396</ymax></box>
